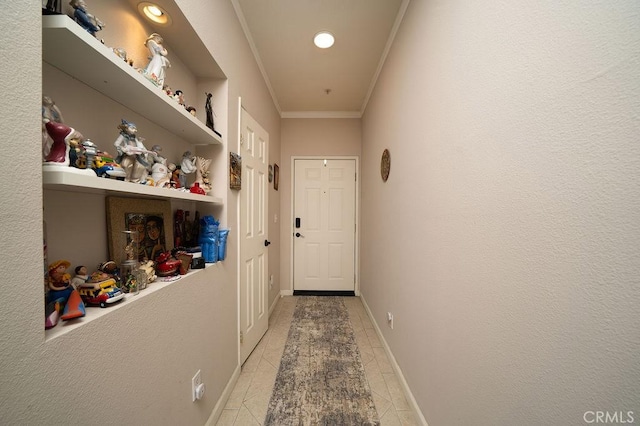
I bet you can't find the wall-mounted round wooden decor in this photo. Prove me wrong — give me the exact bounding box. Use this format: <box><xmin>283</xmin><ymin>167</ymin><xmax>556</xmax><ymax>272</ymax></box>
<box><xmin>381</xmin><ymin>149</ymin><xmax>390</xmax><ymax>182</ymax></box>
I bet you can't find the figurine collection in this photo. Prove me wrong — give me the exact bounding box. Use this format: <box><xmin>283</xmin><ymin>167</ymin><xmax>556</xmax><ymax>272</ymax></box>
<box><xmin>44</xmin><ymin>209</ymin><xmax>229</xmax><ymax>330</ymax></box>
<box><xmin>42</xmin><ymin>1</ymin><xmax>227</xmax><ymax>331</ymax></box>
<box><xmin>41</xmin><ymin>1</ymin><xmax>220</xmax><ymax>188</ymax></box>
<box><xmin>42</xmin><ymin>98</ymin><xmax>213</xmax><ymax>193</ymax></box>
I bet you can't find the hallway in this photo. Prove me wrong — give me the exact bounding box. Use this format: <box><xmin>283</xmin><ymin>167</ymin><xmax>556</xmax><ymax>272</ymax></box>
<box><xmin>216</xmin><ymin>296</ymin><xmax>418</xmax><ymax>425</ymax></box>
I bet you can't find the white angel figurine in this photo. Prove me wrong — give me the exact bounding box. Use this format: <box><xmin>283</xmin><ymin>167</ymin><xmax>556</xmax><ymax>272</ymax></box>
<box><xmin>143</xmin><ymin>33</ymin><xmax>171</xmax><ymax>87</ymax></box>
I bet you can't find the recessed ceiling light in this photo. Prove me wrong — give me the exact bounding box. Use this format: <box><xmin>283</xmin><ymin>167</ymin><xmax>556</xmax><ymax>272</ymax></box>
<box><xmin>138</xmin><ymin>2</ymin><xmax>172</xmax><ymax>26</ymax></box>
<box><xmin>314</xmin><ymin>31</ymin><xmax>335</xmax><ymax>49</ymax></box>
<box><xmin>147</xmin><ymin>5</ymin><xmax>163</xmax><ymax>17</ymax></box>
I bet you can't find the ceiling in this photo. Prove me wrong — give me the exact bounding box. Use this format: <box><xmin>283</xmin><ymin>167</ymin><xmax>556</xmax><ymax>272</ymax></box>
<box><xmin>232</xmin><ymin>0</ymin><xmax>409</xmax><ymax>117</ymax></box>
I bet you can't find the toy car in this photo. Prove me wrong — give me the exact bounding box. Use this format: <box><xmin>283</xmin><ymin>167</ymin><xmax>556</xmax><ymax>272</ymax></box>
<box><xmin>94</xmin><ymin>155</ymin><xmax>126</xmax><ymax>179</ymax></box>
<box><xmin>77</xmin><ymin>278</ymin><xmax>125</xmax><ymax>308</ymax></box>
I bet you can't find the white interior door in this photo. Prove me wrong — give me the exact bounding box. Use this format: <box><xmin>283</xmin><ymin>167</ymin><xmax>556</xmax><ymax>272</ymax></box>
<box><xmin>293</xmin><ymin>159</ymin><xmax>356</xmax><ymax>292</ymax></box>
<box><xmin>240</xmin><ymin>108</ymin><xmax>269</xmax><ymax>364</ymax></box>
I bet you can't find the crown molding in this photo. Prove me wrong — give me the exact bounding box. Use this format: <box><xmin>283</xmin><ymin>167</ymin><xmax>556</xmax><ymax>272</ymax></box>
<box><xmin>281</xmin><ymin>111</ymin><xmax>362</xmax><ymax>119</ymax></box>
<box><xmin>360</xmin><ymin>0</ymin><xmax>411</xmax><ymax>116</ymax></box>
<box><xmin>231</xmin><ymin>0</ymin><xmax>282</xmax><ymax>115</ymax></box>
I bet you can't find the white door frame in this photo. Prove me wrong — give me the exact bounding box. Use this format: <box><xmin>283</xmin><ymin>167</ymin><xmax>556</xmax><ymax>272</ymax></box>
<box><xmin>236</xmin><ymin>100</ymin><xmax>269</xmax><ymax>365</ymax></box>
<box><xmin>289</xmin><ymin>155</ymin><xmax>360</xmax><ymax>295</ymax></box>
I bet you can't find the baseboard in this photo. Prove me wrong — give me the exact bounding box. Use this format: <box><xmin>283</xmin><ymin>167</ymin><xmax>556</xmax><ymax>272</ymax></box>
<box><xmin>359</xmin><ymin>295</ymin><xmax>428</xmax><ymax>426</ymax></box>
<box><xmin>269</xmin><ymin>293</ymin><xmax>280</xmax><ymax>317</ymax></box>
<box><xmin>204</xmin><ymin>364</ymin><xmax>241</xmax><ymax>426</ymax></box>
<box><xmin>280</xmin><ymin>289</ymin><xmax>293</xmax><ymax>296</ymax></box>
<box><xmin>293</xmin><ymin>290</ymin><xmax>356</xmax><ymax>296</ymax></box>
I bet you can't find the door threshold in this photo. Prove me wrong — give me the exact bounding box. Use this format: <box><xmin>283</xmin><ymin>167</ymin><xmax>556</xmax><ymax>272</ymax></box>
<box><xmin>293</xmin><ymin>290</ymin><xmax>355</xmax><ymax>297</ymax></box>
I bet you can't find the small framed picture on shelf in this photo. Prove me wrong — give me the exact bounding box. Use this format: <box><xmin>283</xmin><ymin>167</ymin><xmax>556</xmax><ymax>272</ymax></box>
<box><xmin>274</xmin><ymin>163</ymin><xmax>279</xmax><ymax>191</ymax></box>
<box><xmin>106</xmin><ymin>197</ymin><xmax>173</xmax><ymax>265</ymax></box>
<box><xmin>230</xmin><ymin>152</ymin><xmax>241</xmax><ymax>190</ymax></box>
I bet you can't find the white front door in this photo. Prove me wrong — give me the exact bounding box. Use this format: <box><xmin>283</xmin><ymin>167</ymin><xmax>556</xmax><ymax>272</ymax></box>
<box><xmin>239</xmin><ymin>108</ymin><xmax>269</xmax><ymax>364</ymax></box>
<box><xmin>293</xmin><ymin>158</ymin><xmax>356</xmax><ymax>292</ymax></box>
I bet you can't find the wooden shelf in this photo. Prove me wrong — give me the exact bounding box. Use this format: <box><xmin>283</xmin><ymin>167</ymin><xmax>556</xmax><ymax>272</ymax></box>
<box><xmin>43</xmin><ymin>166</ymin><xmax>223</xmax><ymax>204</ymax></box>
<box><xmin>42</xmin><ymin>14</ymin><xmax>222</xmax><ymax>146</ymax></box>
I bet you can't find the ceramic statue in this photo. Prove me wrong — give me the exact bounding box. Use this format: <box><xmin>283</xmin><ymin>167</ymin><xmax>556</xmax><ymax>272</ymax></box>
<box><xmin>42</xmin><ymin>95</ymin><xmax>64</xmax><ymax>158</ymax></box>
<box><xmin>205</xmin><ymin>92</ymin><xmax>222</xmax><ymax>137</ymax></box>
<box><xmin>149</xmin><ymin>145</ymin><xmax>171</xmax><ymax>187</ymax></box>
<box><xmin>70</xmin><ymin>265</ymin><xmax>88</xmax><ymax>289</ymax></box>
<box><xmin>44</xmin><ymin>121</ymin><xmax>76</xmax><ymax>166</ymax></box>
<box><xmin>179</xmin><ymin>151</ymin><xmax>197</xmax><ymax>188</ymax></box>
<box><xmin>143</xmin><ymin>33</ymin><xmax>170</xmax><ymax>87</ymax></box>
<box><xmin>194</xmin><ymin>156</ymin><xmax>212</xmax><ymax>192</ymax></box>
<box><xmin>114</xmin><ymin>120</ymin><xmax>153</xmax><ymax>183</ymax></box>
<box><xmin>69</xmin><ymin>0</ymin><xmax>104</xmax><ymax>37</ymax></box>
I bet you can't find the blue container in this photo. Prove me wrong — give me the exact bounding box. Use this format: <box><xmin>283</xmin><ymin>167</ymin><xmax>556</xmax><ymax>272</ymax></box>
<box><xmin>199</xmin><ymin>215</ymin><xmax>219</xmax><ymax>263</ymax></box>
<box><xmin>218</xmin><ymin>229</ymin><xmax>229</xmax><ymax>261</ymax></box>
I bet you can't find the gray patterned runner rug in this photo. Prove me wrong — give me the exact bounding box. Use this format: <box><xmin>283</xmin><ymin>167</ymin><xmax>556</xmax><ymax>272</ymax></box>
<box><xmin>264</xmin><ymin>296</ymin><xmax>379</xmax><ymax>425</ymax></box>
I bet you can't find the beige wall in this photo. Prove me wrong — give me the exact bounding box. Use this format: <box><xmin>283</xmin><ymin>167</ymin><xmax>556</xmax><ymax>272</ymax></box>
<box><xmin>0</xmin><ymin>1</ymin><xmax>280</xmax><ymax>424</ymax></box>
<box><xmin>361</xmin><ymin>0</ymin><xmax>640</xmax><ymax>424</ymax></box>
<box><xmin>279</xmin><ymin>118</ymin><xmax>361</xmax><ymax>293</ymax></box>
<box><xmin>176</xmin><ymin>0</ymin><xmax>283</xmax><ymax>330</ymax></box>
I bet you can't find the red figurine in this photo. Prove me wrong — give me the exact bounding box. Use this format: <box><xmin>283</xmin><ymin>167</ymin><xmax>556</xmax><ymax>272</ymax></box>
<box><xmin>44</xmin><ymin>122</ymin><xmax>76</xmax><ymax>165</ymax></box>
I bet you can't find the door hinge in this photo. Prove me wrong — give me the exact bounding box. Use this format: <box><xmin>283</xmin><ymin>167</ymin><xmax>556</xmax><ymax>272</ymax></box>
<box><xmin>355</xmin><ymin>172</ymin><xmax>357</xmax><ymax>181</ymax></box>
<box><xmin>240</xmin><ymin>331</ymin><xmax>244</xmax><ymax>344</ymax></box>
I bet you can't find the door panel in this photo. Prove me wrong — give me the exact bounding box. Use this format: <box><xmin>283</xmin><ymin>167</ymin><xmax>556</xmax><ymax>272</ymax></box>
<box><xmin>240</xmin><ymin>108</ymin><xmax>269</xmax><ymax>364</ymax></box>
<box><xmin>293</xmin><ymin>159</ymin><xmax>356</xmax><ymax>291</ymax></box>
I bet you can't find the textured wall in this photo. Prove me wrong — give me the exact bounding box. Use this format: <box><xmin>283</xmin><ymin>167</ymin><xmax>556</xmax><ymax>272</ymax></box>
<box><xmin>0</xmin><ymin>1</ymin><xmax>280</xmax><ymax>424</ymax></box>
<box><xmin>361</xmin><ymin>0</ymin><xmax>640</xmax><ymax>424</ymax></box>
<box><xmin>279</xmin><ymin>118</ymin><xmax>362</xmax><ymax>293</ymax></box>
<box><xmin>177</xmin><ymin>0</ymin><xmax>283</xmax><ymax>312</ymax></box>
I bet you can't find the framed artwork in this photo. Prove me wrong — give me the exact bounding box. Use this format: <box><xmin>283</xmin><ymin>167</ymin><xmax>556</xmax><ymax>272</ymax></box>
<box><xmin>230</xmin><ymin>152</ymin><xmax>242</xmax><ymax>190</ymax></box>
<box><xmin>106</xmin><ymin>197</ymin><xmax>173</xmax><ymax>265</ymax></box>
<box><xmin>273</xmin><ymin>163</ymin><xmax>279</xmax><ymax>191</ymax></box>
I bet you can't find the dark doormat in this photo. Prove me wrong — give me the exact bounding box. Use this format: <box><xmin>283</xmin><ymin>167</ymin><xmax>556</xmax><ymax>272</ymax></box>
<box><xmin>293</xmin><ymin>290</ymin><xmax>355</xmax><ymax>296</ymax></box>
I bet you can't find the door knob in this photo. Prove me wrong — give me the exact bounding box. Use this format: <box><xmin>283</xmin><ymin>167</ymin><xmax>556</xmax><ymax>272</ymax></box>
<box><xmin>264</xmin><ymin>240</ymin><xmax>271</xmax><ymax>246</ymax></box>
<box><xmin>295</xmin><ymin>232</ymin><xmax>304</xmax><ymax>238</ymax></box>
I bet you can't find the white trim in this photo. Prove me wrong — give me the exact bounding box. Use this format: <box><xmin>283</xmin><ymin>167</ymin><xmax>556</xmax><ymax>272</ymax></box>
<box><xmin>289</xmin><ymin>156</ymin><xmax>360</xmax><ymax>295</ymax></box>
<box><xmin>269</xmin><ymin>292</ymin><xmax>280</xmax><ymax>317</ymax></box>
<box><xmin>204</xmin><ymin>364</ymin><xmax>241</xmax><ymax>426</ymax></box>
<box><xmin>281</xmin><ymin>111</ymin><xmax>362</xmax><ymax>119</ymax></box>
<box><xmin>359</xmin><ymin>294</ymin><xmax>428</xmax><ymax>426</ymax></box>
<box><xmin>360</xmin><ymin>0</ymin><xmax>411</xmax><ymax>115</ymax></box>
<box><xmin>231</xmin><ymin>0</ymin><xmax>410</xmax><ymax>118</ymax></box>
<box><xmin>236</xmin><ymin>97</ymin><xmax>242</xmax><ymax>368</ymax></box>
<box><xmin>230</xmin><ymin>0</ymin><xmax>282</xmax><ymax>115</ymax></box>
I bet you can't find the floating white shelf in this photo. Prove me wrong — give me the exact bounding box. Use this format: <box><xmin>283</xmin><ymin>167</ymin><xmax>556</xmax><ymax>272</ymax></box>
<box><xmin>42</xmin><ymin>14</ymin><xmax>222</xmax><ymax>146</ymax></box>
<box><xmin>43</xmin><ymin>167</ymin><xmax>223</xmax><ymax>204</ymax></box>
<box><xmin>44</xmin><ymin>263</ymin><xmax>219</xmax><ymax>341</ymax></box>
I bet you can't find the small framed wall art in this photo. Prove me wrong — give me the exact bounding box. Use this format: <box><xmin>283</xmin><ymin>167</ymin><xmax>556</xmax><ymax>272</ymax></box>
<box><xmin>273</xmin><ymin>163</ymin><xmax>279</xmax><ymax>191</ymax></box>
<box><xmin>381</xmin><ymin>149</ymin><xmax>390</xmax><ymax>182</ymax></box>
<box><xmin>230</xmin><ymin>152</ymin><xmax>241</xmax><ymax>190</ymax></box>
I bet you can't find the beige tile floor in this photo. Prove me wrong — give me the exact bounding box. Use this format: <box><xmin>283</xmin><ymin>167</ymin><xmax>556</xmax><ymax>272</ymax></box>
<box><xmin>216</xmin><ymin>296</ymin><xmax>418</xmax><ymax>426</ymax></box>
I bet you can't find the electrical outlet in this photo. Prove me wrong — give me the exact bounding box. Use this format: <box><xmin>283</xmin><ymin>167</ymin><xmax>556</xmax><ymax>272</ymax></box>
<box><xmin>387</xmin><ymin>312</ymin><xmax>394</xmax><ymax>329</ymax></box>
<box><xmin>192</xmin><ymin>370</ymin><xmax>205</xmax><ymax>402</ymax></box>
